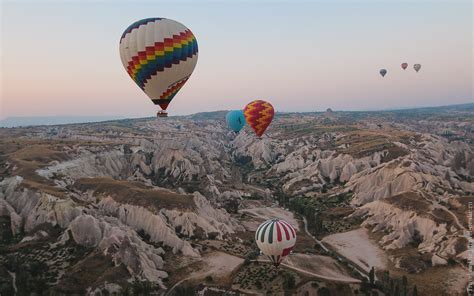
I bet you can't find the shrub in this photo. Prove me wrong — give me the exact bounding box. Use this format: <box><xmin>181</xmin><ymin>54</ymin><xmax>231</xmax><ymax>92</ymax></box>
<box><xmin>317</xmin><ymin>287</ymin><xmax>331</xmax><ymax>296</ymax></box>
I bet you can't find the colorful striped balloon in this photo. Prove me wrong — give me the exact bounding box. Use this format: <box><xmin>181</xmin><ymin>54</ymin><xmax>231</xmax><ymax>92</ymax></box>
<box><xmin>244</xmin><ymin>100</ymin><xmax>275</xmax><ymax>137</ymax></box>
<box><xmin>119</xmin><ymin>18</ymin><xmax>198</xmax><ymax>113</ymax></box>
<box><xmin>255</xmin><ymin>218</ymin><xmax>296</xmax><ymax>267</ymax></box>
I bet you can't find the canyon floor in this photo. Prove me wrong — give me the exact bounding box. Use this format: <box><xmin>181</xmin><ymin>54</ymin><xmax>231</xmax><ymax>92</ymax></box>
<box><xmin>0</xmin><ymin>104</ymin><xmax>472</xmax><ymax>295</ymax></box>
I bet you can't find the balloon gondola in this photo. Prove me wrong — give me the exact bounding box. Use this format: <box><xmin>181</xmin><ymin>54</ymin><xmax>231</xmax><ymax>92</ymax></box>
<box><xmin>157</xmin><ymin>110</ymin><xmax>168</xmax><ymax>117</ymax></box>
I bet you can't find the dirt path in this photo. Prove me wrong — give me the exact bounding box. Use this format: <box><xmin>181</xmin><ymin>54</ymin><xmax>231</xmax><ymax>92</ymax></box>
<box><xmin>7</xmin><ymin>271</ymin><xmax>17</xmax><ymax>294</ymax></box>
<box><xmin>280</xmin><ymin>263</ymin><xmax>361</xmax><ymax>284</ymax></box>
<box><xmin>253</xmin><ymin>258</ymin><xmax>361</xmax><ymax>284</ymax></box>
<box><xmin>165</xmin><ymin>252</ymin><xmax>243</xmax><ymax>296</ymax></box>
<box><xmin>241</xmin><ymin>206</ymin><xmax>299</xmax><ymax>230</ymax></box>
<box><xmin>302</xmin><ymin>216</ymin><xmax>328</xmax><ymax>252</ymax></box>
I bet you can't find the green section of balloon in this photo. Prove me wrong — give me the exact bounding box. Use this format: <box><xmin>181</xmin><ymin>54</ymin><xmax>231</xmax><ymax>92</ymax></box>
<box><xmin>226</xmin><ymin>110</ymin><xmax>246</xmax><ymax>133</ymax></box>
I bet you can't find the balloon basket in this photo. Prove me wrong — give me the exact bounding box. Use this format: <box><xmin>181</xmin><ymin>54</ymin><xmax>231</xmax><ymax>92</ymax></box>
<box><xmin>157</xmin><ymin>111</ymin><xmax>168</xmax><ymax>118</ymax></box>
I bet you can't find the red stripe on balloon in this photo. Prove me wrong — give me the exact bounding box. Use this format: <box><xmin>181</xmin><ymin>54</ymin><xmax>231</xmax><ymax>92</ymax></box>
<box><xmin>281</xmin><ymin>221</ymin><xmax>295</xmax><ymax>238</ymax></box>
<box><xmin>280</xmin><ymin>221</ymin><xmax>290</xmax><ymax>240</ymax></box>
<box><xmin>276</xmin><ymin>222</ymin><xmax>282</xmax><ymax>241</ymax></box>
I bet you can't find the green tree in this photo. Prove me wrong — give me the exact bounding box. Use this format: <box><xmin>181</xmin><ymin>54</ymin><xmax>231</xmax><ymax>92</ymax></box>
<box><xmin>382</xmin><ymin>270</ymin><xmax>390</xmax><ymax>291</ymax></box>
<box><xmin>369</xmin><ymin>267</ymin><xmax>375</xmax><ymax>285</ymax></box>
<box><xmin>174</xmin><ymin>285</ymin><xmax>196</xmax><ymax>296</ymax></box>
<box><xmin>131</xmin><ymin>279</ymin><xmax>152</xmax><ymax>296</ymax></box>
<box><xmin>120</xmin><ymin>285</ymin><xmax>131</xmax><ymax>296</ymax></box>
<box><xmin>314</xmin><ymin>213</ymin><xmax>324</xmax><ymax>234</ymax></box>
<box><xmin>394</xmin><ymin>282</ymin><xmax>400</xmax><ymax>296</ymax></box>
<box><xmin>283</xmin><ymin>273</ymin><xmax>295</xmax><ymax>289</ymax></box>
<box><xmin>412</xmin><ymin>285</ymin><xmax>418</xmax><ymax>296</ymax></box>
<box><xmin>317</xmin><ymin>287</ymin><xmax>331</xmax><ymax>296</ymax></box>
<box><xmin>402</xmin><ymin>275</ymin><xmax>407</xmax><ymax>296</ymax></box>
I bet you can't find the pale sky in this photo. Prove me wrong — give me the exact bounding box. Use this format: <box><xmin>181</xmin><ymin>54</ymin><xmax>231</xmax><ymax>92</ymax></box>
<box><xmin>1</xmin><ymin>0</ymin><xmax>472</xmax><ymax>119</ymax></box>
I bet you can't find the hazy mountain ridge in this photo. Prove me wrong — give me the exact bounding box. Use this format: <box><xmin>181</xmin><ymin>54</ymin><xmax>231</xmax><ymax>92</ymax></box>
<box><xmin>0</xmin><ymin>116</ymin><xmax>127</xmax><ymax>128</ymax></box>
<box><xmin>2</xmin><ymin>102</ymin><xmax>472</xmax><ymax>128</ymax></box>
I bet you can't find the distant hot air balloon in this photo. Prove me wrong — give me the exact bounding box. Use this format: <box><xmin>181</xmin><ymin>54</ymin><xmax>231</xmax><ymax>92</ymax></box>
<box><xmin>244</xmin><ymin>100</ymin><xmax>274</xmax><ymax>137</ymax></box>
<box><xmin>255</xmin><ymin>218</ymin><xmax>296</xmax><ymax>267</ymax></box>
<box><xmin>401</xmin><ymin>63</ymin><xmax>408</xmax><ymax>70</ymax></box>
<box><xmin>226</xmin><ymin>110</ymin><xmax>246</xmax><ymax>133</ymax></box>
<box><xmin>380</xmin><ymin>69</ymin><xmax>387</xmax><ymax>77</ymax></box>
<box><xmin>414</xmin><ymin>64</ymin><xmax>421</xmax><ymax>72</ymax></box>
<box><xmin>119</xmin><ymin>18</ymin><xmax>198</xmax><ymax>117</ymax></box>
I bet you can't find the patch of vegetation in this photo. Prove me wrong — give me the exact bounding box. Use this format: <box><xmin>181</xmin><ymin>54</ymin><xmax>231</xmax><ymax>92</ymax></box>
<box><xmin>1</xmin><ymin>255</ymin><xmax>50</xmax><ymax>295</ymax></box>
<box><xmin>73</xmin><ymin>177</ymin><xmax>196</xmax><ymax>211</ymax></box>
<box><xmin>171</xmin><ymin>284</ymin><xmax>196</xmax><ymax>296</ymax></box>
<box><xmin>233</xmin><ymin>154</ymin><xmax>256</xmax><ymax>182</ymax></box>
<box><xmin>234</xmin><ymin>262</ymin><xmax>282</xmax><ymax>291</ymax></box>
<box><xmin>288</xmin><ymin>192</ymin><xmax>356</xmax><ymax>236</ymax></box>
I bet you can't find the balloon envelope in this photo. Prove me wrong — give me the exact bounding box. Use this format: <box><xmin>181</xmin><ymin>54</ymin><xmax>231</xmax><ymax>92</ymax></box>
<box><xmin>256</xmin><ymin>218</ymin><xmax>296</xmax><ymax>267</ymax></box>
<box><xmin>119</xmin><ymin>18</ymin><xmax>198</xmax><ymax>112</ymax></box>
<box><xmin>379</xmin><ymin>69</ymin><xmax>387</xmax><ymax>77</ymax></box>
<box><xmin>226</xmin><ymin>110</ymin><xmax>246</xmax><ymax>133</ymax></box>
<box><xmin>244</xmin><ymin>100</ymin><xmax>275</xmax><ymax>137</ymax></box>
<box><xmin>401</xmin><ymin>63</ymin><xmax>408</xmax><ymax>70</ymax></box>
<box><xmin>414</xmin><ymin>64</ymin><xmax>421</xmax><ymax>72</ymax></box>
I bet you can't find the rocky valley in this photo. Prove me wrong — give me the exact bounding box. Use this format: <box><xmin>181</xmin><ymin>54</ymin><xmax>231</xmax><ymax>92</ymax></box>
<box><xmin>0</xmin><ymin>104</ymin><xmax>472</xmax><ymax>296</ymax></box>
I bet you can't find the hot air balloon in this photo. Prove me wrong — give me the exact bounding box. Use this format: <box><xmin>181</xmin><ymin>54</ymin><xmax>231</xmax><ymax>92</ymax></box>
<box><xmin>255</xmin><ymin>218</ymin><xmax>296</xmax><ymax>267</ymax></box>
<box><xmin>244</xmin><ymin>100</ymin><xmax>274</xmax><ymax>137</ymax></box>
<box><xmin>119</xmin><ymin>18</ymin><xmax>198</xmax><ymax>117</ymax></box>
<box><xmin>380</xmin><ymin>69</ymin><xmax>387</xmax><ymax>77</ymax></box>
<box><xmin>401</xmin><ymin>63</ymin><xmax>408</xmax><ymax>70</ymax></box>
<box><xmin>414</xmin><ymin>64</ymin><xmax>421</xmax><ymax>72</ymax></box>
<box><xmin>226</xmin><ymin>110</ymin><xmax>246</xmax><ymax>133</ymax></box>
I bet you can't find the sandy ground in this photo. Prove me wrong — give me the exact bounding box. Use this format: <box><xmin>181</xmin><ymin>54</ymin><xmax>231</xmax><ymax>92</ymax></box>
<box><xmin>442</xmin><ymin>266</ymin><xmax>470</xmax><ymax>296</ymax></box>
<box><xmin>283</xmin><ymin>253</ymin><xmax>359</xmax><ymax>283</ymax></box>
<box><xmin>408</xmin><ymin>265</ymin><xmax>470</xmax><ymax>296</ymax></box>
<box><xmin>322</xmin><ymin>228</ymin><xmax>387</xmax><ymax>272</ymax></box>
<box><xmin>241</xmin><ymin>206</ymin><xmax>300</xmax><ymax>231</ymax></box>
<box><xmin>166</xmin><ymin>251</ymin><xmax>243</xmax><ymax>295</ymax></box>
<box><xmin>191</xmin><ymin>251</ymin><xmax>244</xmax><ymax>280</ymax></box>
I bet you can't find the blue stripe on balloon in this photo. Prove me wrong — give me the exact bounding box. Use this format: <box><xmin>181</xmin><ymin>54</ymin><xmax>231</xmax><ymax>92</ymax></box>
<box><xmin>120</xmin><ymin>18</ymin><xmax>164</xmax><ymax>41</ymax></box>
<box><xmin>135</xmin><ymin>42</ymin><xmax>198</xmax><ymax>90</ymax></box>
